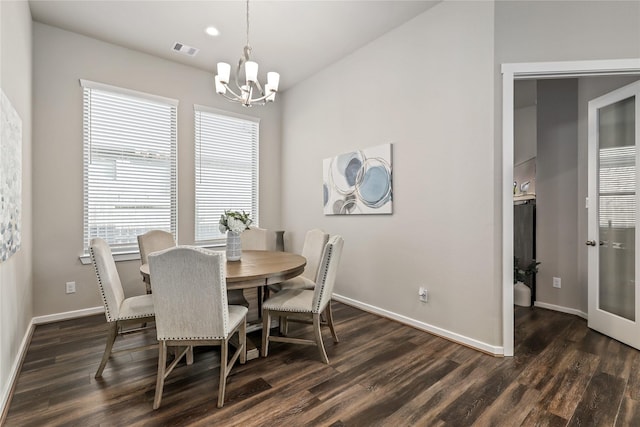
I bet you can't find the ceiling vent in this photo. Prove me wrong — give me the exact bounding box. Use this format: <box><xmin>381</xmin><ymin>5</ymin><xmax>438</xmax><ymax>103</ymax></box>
<box><xmin>172</xmin><ymin>42</ymin><xmax>199</xmax><ymax>57</ymax></box>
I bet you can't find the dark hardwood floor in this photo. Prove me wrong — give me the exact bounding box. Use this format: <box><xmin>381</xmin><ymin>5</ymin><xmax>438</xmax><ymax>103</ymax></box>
<box><xmin>5</xmin><ymin>302</ymin><xmax>640</xmax><ymax>426</ymax></box>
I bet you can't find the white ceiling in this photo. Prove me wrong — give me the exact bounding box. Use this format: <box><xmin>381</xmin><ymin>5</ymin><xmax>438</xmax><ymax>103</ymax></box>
<box><xmin>29</xmin><ymin>0</ymin><xmax>439</xmax><ymax>91</ymax></box>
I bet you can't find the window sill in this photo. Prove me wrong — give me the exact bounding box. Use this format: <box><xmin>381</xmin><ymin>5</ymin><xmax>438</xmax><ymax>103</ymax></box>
<box><xmin>79</xmin><ymin>244</ymin><xmax>225</xmax><ymax>265</ymax></box>
<box><xmin>196</xmin><ymin>242</ymin><xmax>226</xmax><ymax>250</ymax></box>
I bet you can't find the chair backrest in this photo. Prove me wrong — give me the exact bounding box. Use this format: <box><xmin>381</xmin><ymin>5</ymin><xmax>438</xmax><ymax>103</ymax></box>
<box><xmin>89</xmin><ymin>238</ymin><xmax>126</xmax><ymax>322</ymax></box>
<box><xmin>300</xmin><ymin>229</ymin><xmax>330</xmax><ymax>282</ymax></box>
<box><xmin>312</xmin><ymin>235</ymin><xmax>344</xmax><ymax>314</ymax></box>
<box><xmin>241</xmin><ymin>227</ymin><xmax>276</xmax><ymax>251</ymax></box>
<box><xmin>149</xmin><ymin>246</ymin><xmax>231</xmax><ymax>341</ymax></box>
<box><xmin>137</xmin><ymin>230</ymin><xmax>176</xmax><ymax>265</ymax></box>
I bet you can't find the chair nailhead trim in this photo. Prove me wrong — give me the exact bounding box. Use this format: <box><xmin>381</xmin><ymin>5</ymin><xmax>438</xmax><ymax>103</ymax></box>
<box><xmin>90</xmin><ymin>246</ymin><xmax>114</xmax><ymax>322</ymax></box>
<box><xmin>313</xmin><ymin>244</ymin><xmax>333</xmax><ymax>313</ymax></box>
<box><xmin>160</xmin><ymin>336</ymin><xmax>226</xmax><ymax>340</ymax></box>
<box><xmin>264</xmin><ymin>307</ymin><xmax>312</xmax><ymax>313</ymax></box>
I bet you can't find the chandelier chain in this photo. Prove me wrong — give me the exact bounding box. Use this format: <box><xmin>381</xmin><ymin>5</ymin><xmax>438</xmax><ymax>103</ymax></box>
<box><xmin>246</xmin><ymin>0</ymin><xmax>250</xmax><ymax>48</ymax></box>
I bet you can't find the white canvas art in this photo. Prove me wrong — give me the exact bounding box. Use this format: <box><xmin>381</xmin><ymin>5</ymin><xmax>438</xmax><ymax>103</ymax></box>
<box><xmin>0</xmin><ymin>88</ymin><xmax>22</xmax><ymax>262</ymax></box>
<box><xmin>323</xmin><ymin>143</ymin><xmax>393</xmax><ymax>215</ymax></box>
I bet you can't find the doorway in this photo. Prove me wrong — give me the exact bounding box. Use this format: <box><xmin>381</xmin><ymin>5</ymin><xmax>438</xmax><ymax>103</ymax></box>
<box><xmin>502</xmin><ymin>59</ymin><xmax>640</xmax><ymax>356</ymax></box>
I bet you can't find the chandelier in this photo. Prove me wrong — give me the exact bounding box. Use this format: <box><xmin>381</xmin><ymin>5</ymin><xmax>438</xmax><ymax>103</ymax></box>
<box><xmin>214</xmin><ymin>0</ymin><xmax>280</xmax><ymax>107</ymax></box>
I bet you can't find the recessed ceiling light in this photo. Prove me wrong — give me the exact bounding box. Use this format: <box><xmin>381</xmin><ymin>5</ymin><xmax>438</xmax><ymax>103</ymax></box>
<box><xmin>205</xmin><ymin>26</ymin><xmax>220</xmax><ymax>37</ymax></box>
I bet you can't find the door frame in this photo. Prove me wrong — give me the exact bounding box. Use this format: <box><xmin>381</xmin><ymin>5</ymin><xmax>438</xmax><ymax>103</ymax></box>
<box><xmin>501</xmin><ymin>58</ymin><xmax>640</xmax><ymax>356</ymax></box>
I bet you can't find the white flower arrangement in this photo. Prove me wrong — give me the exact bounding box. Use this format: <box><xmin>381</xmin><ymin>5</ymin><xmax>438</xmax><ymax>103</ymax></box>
<box><xmin>219</xmin><ymin>210</ymin><xmax>252</xmax><ymax>234</ymax></box>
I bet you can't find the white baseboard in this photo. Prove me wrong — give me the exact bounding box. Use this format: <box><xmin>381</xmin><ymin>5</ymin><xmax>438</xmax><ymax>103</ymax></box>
<box><xmin>533</xmin><ymin>301</ymin><xmax>588</xmax><ymax>319</ymax></box>
<box><xmin>1</xmin><ymin>320</ymin><xmax>34</xmax><ymax>423</ymax></box>
<box><xmin>332</xmin><ymin>294</ymin><xmax>504</xmax><ymax>356</ymax></box>
<box><xmin>32</xmin><ymin>306</ymin><xmax>104</xmax><ymax>325</ymax></box>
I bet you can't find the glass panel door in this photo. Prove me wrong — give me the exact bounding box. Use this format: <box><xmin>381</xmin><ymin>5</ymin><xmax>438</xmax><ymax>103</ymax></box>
<box><xmin>598</xmin><ymin>96</ymin><xmax>635</xmax><ymax>321</ymax></box>
<box><xmin>588</xmin><ymin>79</ymin><xmax>640</xmax><ymax>350</ymax></box>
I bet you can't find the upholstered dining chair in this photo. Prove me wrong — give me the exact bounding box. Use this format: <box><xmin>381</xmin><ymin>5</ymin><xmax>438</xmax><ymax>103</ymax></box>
<box><xmin>241</xmin><ymin>226</ymin><xmax>277</xmax><ymax>251</ymax></box>
<box><xmin>148</xmin><ymin>246</ymin><xmax>247</xmax><ymax>409</ymax></box>
<box><xmin>261</xmin><ymin>235</ymin><xmax>344</xmax><ymax>364</ymax></box>
<box><xmin>137</xmin><ymin>230</ymin><xmax>176</xmax><ymax>294</ymax></box>
<box><xmin>89</xmin><ymin>238</ymin><xmax>156</xmax><ymax>378</ymax></box>
<box><xmin>268</xmin><ymin>229</ymin><xmax>329</xmax><ymax>293</ymax></box>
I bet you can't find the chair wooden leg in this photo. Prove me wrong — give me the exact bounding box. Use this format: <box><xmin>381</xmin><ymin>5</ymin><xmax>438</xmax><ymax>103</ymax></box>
<box><xmin>261</xmin><ymin>309</ymin><xmax>271</xmax><ymax>357</ymax></box>
<box><xmin>153</xmin><ymin>341</ymin><xmax>168</xmax><ymax>410</ymax></box>
<box><xmin>325</xmin><ymin>302</ymin><xmax>339</xmax><ymax>343</ymax></box>
<box><xmin>186</xmin><ymin>346</ymin><xmax>194</xmax><ymax>365</ymax></box>
<box><xmin>95</xmin><ymin>322</ymin><xmax>118</xmax><ymax>378</ymax></box>
<box><xmin>218</xmin><ymin>340</ymin><xmax>228</xmax><ymax>408</ymax></box>
<box><xmin>313</xmin><ymin>313</ymin><xmax>329</xmax><ymax>364</ymax></box>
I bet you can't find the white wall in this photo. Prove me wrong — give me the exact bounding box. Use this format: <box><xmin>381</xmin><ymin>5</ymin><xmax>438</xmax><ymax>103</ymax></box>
<box><xmin>514</xmin><ymin>105</ymin><xmax>536</xmax><ymax>166</ymax></box>
<box><xmin>495</xmin><ymin>1</ymin><xmax>640</xmax><ymax>64</ymax></box>
<box><xmin>0</xmin><ymin>0</ymin><xmax>33</xmax><ymax>415</ymax></box>
<box><xmin>281</xmin><ymin>1</ymin><xmax>498</xmax><ymax>347</ymax></box>
<box><xmin>32</xmin><ymin>23</ymin><xmax>283</xmax><ymax>316</ymax></box>
<box><xmin>514</xmin><ymin>79</ymin><xmax>537</xmax><ymax>166</ymax></box>
<box><xmin>535</xmin><ymin>79</ymin><xmax>579</xmax><ymax>310</ymax></box>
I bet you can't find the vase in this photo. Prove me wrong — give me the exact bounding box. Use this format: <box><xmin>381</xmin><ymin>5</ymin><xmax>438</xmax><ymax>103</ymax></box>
<box><xmin>226</xmin><ymin>231</ymin><xmax>242</xmax><ymax>261</ymax></box>
<box><xmin>514</xmin><ymin>281</ymin><xmax>531</xmax><ymax>307</ymax></box>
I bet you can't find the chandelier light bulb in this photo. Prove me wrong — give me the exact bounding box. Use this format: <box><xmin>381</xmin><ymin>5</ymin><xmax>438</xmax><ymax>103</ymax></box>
<box><xmin>265</xmin><ymin>84</ymin><xmax>276</xmax><ymax>102</ymax></box>
<box><xmin>214</xmin><ymin>75</ymin><xmax>226</xmax><ymax>94</ymax></box>
<box><xmin>217</xmin><ymin>62</ymin><xmax>231</xmax><ymax>84</ymax></box>
<box><xmin>245</xmin><ymin>61</ymin><xmax>259</xmax><ymax>84</ymax></box>
<box><xmin>267</xmin><ymin>72</ymin><xmax>280</xmax><ymax>92</ymax></box>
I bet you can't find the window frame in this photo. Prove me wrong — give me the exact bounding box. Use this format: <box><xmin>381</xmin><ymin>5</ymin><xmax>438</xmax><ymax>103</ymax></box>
<box><xmin>193</xmin><ymin>105</ymin><xmax>260</xmax><ymax>246</ymax></box>
<box><xmin>80</xmin><ymin>79</ymin><xmax>178</xmax><ymax>263</ymax></box>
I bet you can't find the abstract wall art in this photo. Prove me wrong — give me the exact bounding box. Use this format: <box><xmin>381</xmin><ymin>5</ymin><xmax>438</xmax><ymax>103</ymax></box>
<box><xmin>1</xmin><ymin>88</ymin><xmax>22</xmax><ymax>262</ymax></box>
<box><xmin>323</xmin><ymin>143</ymin><xmax>392</xmax><ymax>215</ymax></box>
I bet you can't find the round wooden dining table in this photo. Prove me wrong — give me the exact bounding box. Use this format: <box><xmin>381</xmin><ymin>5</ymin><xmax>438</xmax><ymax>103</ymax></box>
<box><xmin>139</xmin><ymin>249</ymin><xmax>306</xmax><ymax>361</ymax></box>
<box><xmin>139</xmin><ymin>249</ymin><xmax>307</xmax><ymax>290</ymax></box>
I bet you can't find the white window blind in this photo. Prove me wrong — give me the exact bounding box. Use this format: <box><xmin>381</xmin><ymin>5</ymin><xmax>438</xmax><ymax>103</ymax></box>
<box><xmin>194</xmin><ymin>106</ymin><xmax>259</xmax><ymax>244</ymax></box>
<box><xmin>599</xmin><ymin>145</ymin><xmax>636</xmax><ymax>229</ymax></box>
<box><xmin>82</xmin><ymin>80</ymin><xmax>178</xmax><ymax>254</ymax></box>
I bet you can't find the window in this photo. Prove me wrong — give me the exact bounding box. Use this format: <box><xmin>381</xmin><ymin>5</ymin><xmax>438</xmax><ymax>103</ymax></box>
<box><xmin>82</xmin><ymin>80</ymin><xmax>177</xmax><ymax>256</ymax></box>
<box><xmin>599</xmin><ymin>145</ymin><xmax>635</xmax><ymax>229</ymax></box>
<box><xmin>194</xmin><ymin>106</ymin><xmax>259</xmax><ymax>244</ymax></box>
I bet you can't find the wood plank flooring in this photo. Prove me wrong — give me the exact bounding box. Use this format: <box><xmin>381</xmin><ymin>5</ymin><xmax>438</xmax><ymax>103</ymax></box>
<box><xmin>5</xmin><ymin>303</ymin><xmax>640</xmax><ymax>426</ymax></box>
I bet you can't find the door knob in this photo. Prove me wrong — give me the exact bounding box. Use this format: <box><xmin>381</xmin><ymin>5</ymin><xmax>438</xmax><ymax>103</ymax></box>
<box><xmin>586</xmin><ymin>240</ymin><xmax>596</xmax><ymax>246</ymax></box>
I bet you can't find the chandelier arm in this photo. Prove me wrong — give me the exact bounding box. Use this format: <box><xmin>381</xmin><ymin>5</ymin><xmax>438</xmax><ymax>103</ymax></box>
<box><xmin>253</xmin><ymin>79</ymin><xmax>264</xmax><ymax>95</ymax></box>
<box><xmin>223</xmin><ymin>83</ymin><xmax>270</xmax><ymax>106</ymax></box>
<box><xmin>234</xmin><ymin>58</ymin><xmax>246</xmax><ymax>92</ymax></box>
<box><xmin>245</xmin><ymin>92</ymin><xmax>273</xmax><ymax>104</ymax></box>
<box><xmin>220</xmin><ymin>92</ymin><xmax>242</xmax><ymax>103</ymax></box>
<box><xmin>222</xmin><ymin>84</ymin><xmax>244</xmax><ymax>101</ymax></box>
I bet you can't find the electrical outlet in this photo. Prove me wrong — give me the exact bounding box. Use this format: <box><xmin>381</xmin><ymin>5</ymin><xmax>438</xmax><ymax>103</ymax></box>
<box><xmin>553</xmin><ymin>277</ymin><xmax>561</xmax><ymax>289</ymax></box>
<box><xmin>418</xmin><ymin>287</ymin><xmax>428</xmax><ymax>302</ymax></box>
<box><xmin>66</xmin><ymin>281</ymin><xmax>76</xmax><ymax>294</ymax></box>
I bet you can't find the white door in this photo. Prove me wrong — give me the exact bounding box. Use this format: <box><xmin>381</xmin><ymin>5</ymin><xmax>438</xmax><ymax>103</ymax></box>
<box><xmin>588</xmin><ymin>80</ymin><xmax>640</xmax><ymax>348</ymax></box>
